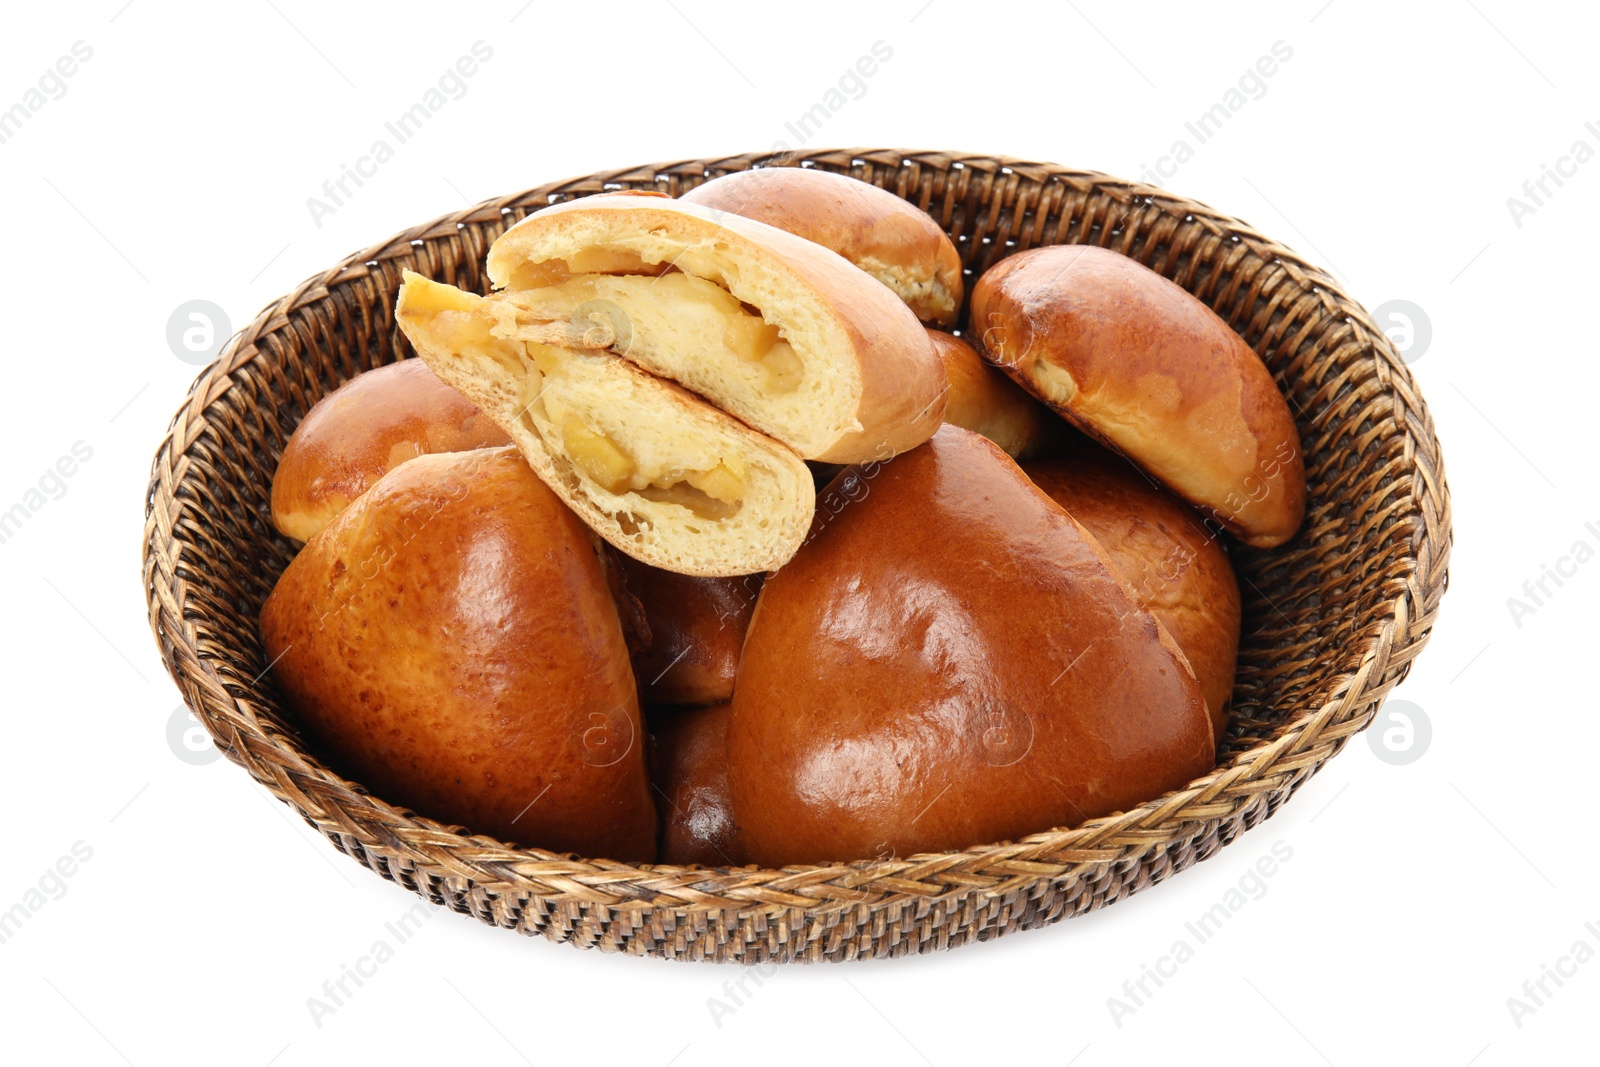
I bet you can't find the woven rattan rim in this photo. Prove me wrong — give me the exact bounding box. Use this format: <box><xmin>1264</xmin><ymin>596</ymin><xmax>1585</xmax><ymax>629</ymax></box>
<box><xmin>143</xmin><ymin>149</ymin><xmax>1450</xmax><ymax>962</ymax></box>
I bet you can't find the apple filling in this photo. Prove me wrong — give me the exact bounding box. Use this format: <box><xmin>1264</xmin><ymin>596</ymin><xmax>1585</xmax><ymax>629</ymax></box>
<box><xmin>556</xmin><ymin>412</ymin><xmax>745</xmax><ymax>521</ymax></box>
<box><xmin>513</xmin><ymin>342</ymin><xmax>749</xmax><ymax>520</ymax></box>
<box><xmin>505</xmin><ymin>248</ymin><xmax>669</xmax><ymax>289</ymax></box>
<box><xmin>497</xmin><ymin>271</ymin><xmax>805</xmax><ymax>395</ymax></box>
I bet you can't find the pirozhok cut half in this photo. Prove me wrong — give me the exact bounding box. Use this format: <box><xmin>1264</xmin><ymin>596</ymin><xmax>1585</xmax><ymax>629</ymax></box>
<box><xmin>482</xmin><ymin>191</ymin><xmax>948</xmax><ymax>464</ymax></box>
<box><xmin>396</xmin><ymin>272</ymin><xmax>814</xmax><ymax>578</ymax></box>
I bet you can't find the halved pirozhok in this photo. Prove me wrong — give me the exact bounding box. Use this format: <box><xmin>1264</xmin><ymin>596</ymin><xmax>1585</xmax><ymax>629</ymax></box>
<box><xmin>396</xmin><ymin>273</ymin><xmax>814</xmax><ymax>578</ymax></box>
<box><xmin>482</xmin><ymin>191</ymin><xmax>948</xmax><ymax>464</ymax></box>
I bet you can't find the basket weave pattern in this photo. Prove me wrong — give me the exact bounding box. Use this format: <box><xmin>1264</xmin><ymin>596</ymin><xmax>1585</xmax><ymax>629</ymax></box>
<box><xmin>143</xmin><ymin>149</ymin><xmax>1450</xmax><ymax>962</ymax></box>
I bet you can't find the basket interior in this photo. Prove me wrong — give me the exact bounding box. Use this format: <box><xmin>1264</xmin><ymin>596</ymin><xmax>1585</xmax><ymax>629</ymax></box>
<box><xmin>154</xmin><ymin>149</ymin><xmax>1438</xmax><ymax>876</ymax></box>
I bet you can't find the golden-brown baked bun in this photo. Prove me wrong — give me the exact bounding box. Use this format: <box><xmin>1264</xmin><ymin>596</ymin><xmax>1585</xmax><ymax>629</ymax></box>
<box><xmin>649</xmin><ymin>702</ymin><xmax>747</xmax><ymax>866</ymax></box>
<box><xmin>727</xmin><ymin>425</ymin><xmax>1214</xmax><ymax>866</ymax></box>
<box><xmin>927</xmin><ymin>329</ymin><xmax>1057</xmax><ymax>459</ymax></box>
<box><xmin>259</xmin><ymin>447</ymin><xmax>656</xmax><ymax>860</ymax></box>
<box><xmin>396</xmin><ymin>272</ymin><xmax>815</xmax><ymax>577</ymax></box>
<box><xmin>481</xmin><ymin>191</ymin><xmax>948</xmax><ymax>463</ymax></box>
<box><xmin>269</xmin><ymin>359</ymin><xmax>508</xmax><ymax>542</ymax></box>
<box><xmin>620</xmin><ymin>557</ymin><xmax>760</xmax><ymax>707</ymax></box>
<box><xmin>971</xmin><ymin>245</ymin><xmax>1305</xmax><ymax>548</ymax></box>
<box><xmin>1025</xmin><ymin>451</ymin><xmax>1241</xmax><ymax>739</ymax></box>
<box><xmin>680</xmin><ymin>167</ymin><xmax>964</xmax><ymax>327</ymax></box>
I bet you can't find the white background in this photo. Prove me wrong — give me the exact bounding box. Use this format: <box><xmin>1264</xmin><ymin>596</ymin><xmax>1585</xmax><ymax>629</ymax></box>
<box><xmin>1</xmin><ymin>1</ymin><xmax>1594</xmax><ymax>1063</ymax></box>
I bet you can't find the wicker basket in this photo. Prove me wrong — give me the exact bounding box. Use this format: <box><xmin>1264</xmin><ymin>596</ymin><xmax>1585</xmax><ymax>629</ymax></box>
<box><xmin>142</xmin><ymin>149</ymin><xmax>1450</xmax><ymax>963</ymax></box>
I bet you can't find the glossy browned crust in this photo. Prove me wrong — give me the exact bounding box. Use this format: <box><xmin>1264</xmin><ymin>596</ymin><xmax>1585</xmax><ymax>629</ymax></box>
<box><xmin>621</xmin><ymin>557</ymin><xmax>761</xmax><ymax>707</ymax></box>
<box><xmin>971</xmin><ymin>246</ymin><xmax>1306</xmax><ymax>547</ymax></box>
<box><xmin>259</xmin><ymin>448</ymin><xmax>656</xmax><ymax>860</ymax></box>
<box><xmin>680</xmin><ymin>167</ymin><xmax>964</xmax><ymax>327</ymax></box>
<box><xmin>1024</xmin><ymin>451</ymin><xmax>1241</xmax><ymax>739</ymax></box>
<box><xmin>491</xmin><ymin>193</ymin><xmax>947</xmax><ymax>464</ymax></box>
<box><xmin>649</xmin><ymin>702</ymin><xmax>748</xmax><ymax>866</ymax></box>
<box><xmin>727</xmin><ymin>425</ymin><xmax>1214</xmax><ymax>866</ymax></box>
<box><xmin>269</xmin><ymin>360</ymin><xmax>509</xmax><ymax>542</ymax></box>
<box><xmin>927</xmin><ymin>329</ymin><xmax>1058</xmax><ymax>460</ymax></box>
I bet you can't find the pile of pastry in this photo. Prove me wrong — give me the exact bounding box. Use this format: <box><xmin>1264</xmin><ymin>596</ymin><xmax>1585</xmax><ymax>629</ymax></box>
<box><xmin>259</xmin><ymin>167</ymin><xmax>1305</xmax><ymax>868</ymax></box>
